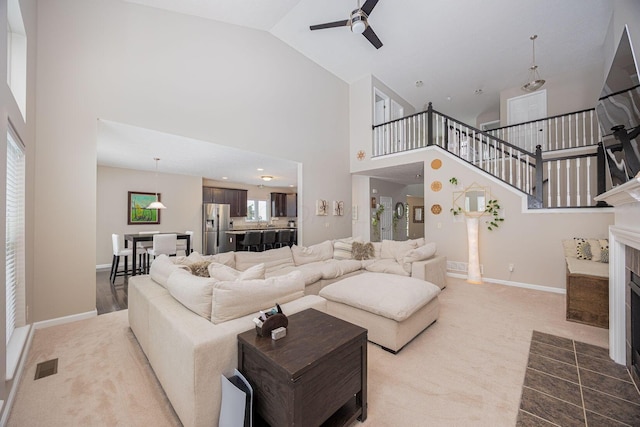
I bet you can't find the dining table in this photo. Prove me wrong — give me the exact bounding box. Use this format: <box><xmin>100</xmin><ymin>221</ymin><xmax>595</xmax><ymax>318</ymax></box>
<box><xmin>124</xmin><ymin>232</ymin><xmax>191</xmax><ymax>276</ymax></box>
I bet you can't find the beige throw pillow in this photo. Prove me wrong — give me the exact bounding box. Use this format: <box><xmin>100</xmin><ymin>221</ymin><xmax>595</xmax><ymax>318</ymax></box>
<box><xmin>149</xmin><ymin>254</ymin><xmax>190</xmax><ymax>288</ymax></box>
<box><xmin>166</xmin><ymin>269</ymin><xmax>215</xmax><ymax>320</ymax></box>
<box><xmin>208</xmin><ymin>263</ymin><xmax>266</xmax><ymax>281</ymax></box>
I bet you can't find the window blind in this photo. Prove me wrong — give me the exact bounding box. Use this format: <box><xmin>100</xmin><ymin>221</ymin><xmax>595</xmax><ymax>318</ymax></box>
<box><xmin>6</xmin><ymin>128</ymin><xmax>25</xmax><ymax>344</ymax></box>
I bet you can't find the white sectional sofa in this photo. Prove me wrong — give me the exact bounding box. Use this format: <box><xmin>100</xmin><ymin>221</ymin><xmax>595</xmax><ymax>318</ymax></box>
<box><xmin>128</xmin><ymin>238</ymin><xmax>446</xmax><ymax>426</ymax></box>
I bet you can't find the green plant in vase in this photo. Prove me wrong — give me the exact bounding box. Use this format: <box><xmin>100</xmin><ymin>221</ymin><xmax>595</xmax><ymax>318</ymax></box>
<box><xmin>371</xmin><ymin>204</ymin><xmax>385</xmax><ymax>241</ymax></box>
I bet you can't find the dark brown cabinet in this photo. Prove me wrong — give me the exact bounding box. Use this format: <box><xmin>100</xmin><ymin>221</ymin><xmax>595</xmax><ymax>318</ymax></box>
<box><xmin>271</xmin><ymin>192</ymin><xmax>297</xmax><ymax>218</ymax></box>
<box><xmin>203</xmin><ymin>187</ymin><xmax>247</xmax><ymax>217</ymax></box>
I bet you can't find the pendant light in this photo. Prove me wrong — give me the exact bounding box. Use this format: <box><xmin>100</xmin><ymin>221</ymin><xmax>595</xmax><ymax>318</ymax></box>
<box><xmin>147</xmin><ymin>157</ymin><xmax>167</xmax><ymax>209</ymax></box>
<box><xmin>522</xmin><ymin>35</ymin><xmax>546</xmax><ymax>92</ymax></box>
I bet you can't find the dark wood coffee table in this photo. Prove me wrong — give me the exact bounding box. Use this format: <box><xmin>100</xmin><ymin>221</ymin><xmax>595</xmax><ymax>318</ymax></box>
<box><xmin>237</xmin><ymin>308</ymin><xmax>367</xmax><ymax>426</ymax></box>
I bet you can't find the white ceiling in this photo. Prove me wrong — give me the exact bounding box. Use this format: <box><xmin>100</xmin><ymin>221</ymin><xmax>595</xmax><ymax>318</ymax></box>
<box><xmin>107</xmin><ymin>0</ymin><xmax>614</xmax><ymax>185</ymax></box>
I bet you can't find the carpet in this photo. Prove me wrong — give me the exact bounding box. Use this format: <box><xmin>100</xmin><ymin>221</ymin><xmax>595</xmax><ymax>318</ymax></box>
<box><xmin>7</xmin><ymin>278</ymin><xmax>610</xmax><ymax>426</ymax></box>
<box><xmin>518</xmin><ymin>331</ymin><xmax>640</xmax><ymax>426</ymax></box>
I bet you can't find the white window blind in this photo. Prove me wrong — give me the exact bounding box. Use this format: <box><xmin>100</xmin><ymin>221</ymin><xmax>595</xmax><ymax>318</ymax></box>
<box><xmin>6</xmin><ymin>128</ymin><xmax>25</xmax><ymax>344</ymax></box>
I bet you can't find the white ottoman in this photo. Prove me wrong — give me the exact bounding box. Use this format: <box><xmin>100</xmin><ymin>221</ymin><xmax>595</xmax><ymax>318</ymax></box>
<box><xmin>319</xmin><ymin>272</ymin><xmax>440</xmax><ymax>353</ymax></box>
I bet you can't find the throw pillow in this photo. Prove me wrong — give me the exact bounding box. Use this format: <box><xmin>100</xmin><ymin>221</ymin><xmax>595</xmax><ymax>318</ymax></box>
<box><xmin>166</xmin><ymin>269</ymin><xmax>215</xmax><ymax>320</ymax></box>
<box><xmin>208</xmin><ymin>263</ymin><xmax>266</xmax><ymax>281</ymax></box>
<box><xmin>149</xmin><ymin>254</ymin><xmax>190</xmax><ymax>288</ymax></box>
<box><xmin>352</xmin><ymin>242</ymin><xmax>374</xmax><ymax>260</ymax></box>
<box><xmin>188</xmin><ymin>261</ymin><xmax>212</xmax><ymax>277</ymax></box>
<box><xmin>599</xmin><ymin>239</ymin><xmax>609</xmax><ymax>263</ymax></box>
<box><xmin>291</xmin><ymin>240</ymin><xmax>333</xmax><ymax>265</ymax></box>
<box><xmin>333</xmin><ymin>238</ymin><xmax>354</xmax><ymax>260</ymax></box>
<box><xmin>403</xmin><ymin>242</ymin><xmax>437</xmax><ymax>264</ymax></box>
<box><xmin>574</xmin><ymin>238</ymin><xmax>592</xmax><ymax>260</ymax></box>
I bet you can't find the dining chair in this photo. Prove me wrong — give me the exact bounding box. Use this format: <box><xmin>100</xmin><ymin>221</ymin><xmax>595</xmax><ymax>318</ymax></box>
<box><xmin>176</xmin><ymin>230</ymin><xmax>194</xmax><ymax>256</ymax></box>
<box><xmin>137</xmin><ymin>231</ymin><xmax>159</xmax><ymax>271</ymax></box>
<box><xmin>146</xmin><ymin>233</ymin><xmax>178</xmax><ymax>272</ymax></box>
<box><xmin>110</xmin><ymin>234</ymin><xmax>135</xmax><ymax>284</ymax></box>
<box><xmin>239</xmin><ymin>231</ymin><xmax>261</xmax><ymax>251</ymax></box>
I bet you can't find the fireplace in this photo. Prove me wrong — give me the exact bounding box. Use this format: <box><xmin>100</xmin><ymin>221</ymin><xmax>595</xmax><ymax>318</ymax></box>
<box><xmin>630</xmin><ymin>272</ymin><xmax>640</xmax><ymax>383</ymax></box>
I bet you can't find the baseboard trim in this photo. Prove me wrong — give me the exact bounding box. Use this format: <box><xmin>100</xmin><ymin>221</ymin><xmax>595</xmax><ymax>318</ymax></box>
<box><xmin>1</xmin><ymin>324</ymin><xmax>36</xmax><ymax>426</ymax></box>
<box><xmin>33</xmin><ymin>310</ymin><xmax>98</xmax><ymax>330</ymax></box>
<box><xmin>446</xmin><ymin>272</ymin><xmax>566</xmax><ymax>294</ymax></box>
<box><xmin>96</xmin><ymin>263</ymin><xmax>111</xmax><ymax>270</ymax></box>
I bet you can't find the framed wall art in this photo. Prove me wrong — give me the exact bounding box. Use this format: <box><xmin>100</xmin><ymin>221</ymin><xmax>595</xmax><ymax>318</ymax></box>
<box><xmin>128</xmin><ymin>191</ymin><xmax>161</xmax><ymax>225</ymax></box>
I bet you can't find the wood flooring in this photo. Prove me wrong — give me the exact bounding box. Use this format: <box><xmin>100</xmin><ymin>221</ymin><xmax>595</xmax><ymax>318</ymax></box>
<box><xmin>96</xmin><ymin>268</ymin><xmax>127</xmax><ymax>315</ymax></box>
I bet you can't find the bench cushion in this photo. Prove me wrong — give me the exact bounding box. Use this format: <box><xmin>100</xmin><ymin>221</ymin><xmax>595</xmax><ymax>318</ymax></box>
<box><xmin>319</xmin><ymin>272</ymin><xmax>440</xmax><ymax>322</ymax></box>
<box><xmin>566</xmin><ymin>257</ymin><xmax>609</xmax><ymax>278</ymax></box>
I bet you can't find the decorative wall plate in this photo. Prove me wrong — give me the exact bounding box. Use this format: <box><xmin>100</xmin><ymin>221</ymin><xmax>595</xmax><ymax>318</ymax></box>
<box><xmin>431</xmin><ymin>159</ymin><xmax>442</xmax><ymax>170</ymax></box>
<box><xmin>430</xmin><ymin>180</ymin><xmax>442</xmax><ymax>192</ymax></box>
<box><xmin>431</xmin><ymin>204</ymin><xmax>442</xmax><ymax>215</ymax></box>
<box><xmin>357</xmin><ymin>150</ymin><xmax>366</xmax><ymax>161</ymax></box>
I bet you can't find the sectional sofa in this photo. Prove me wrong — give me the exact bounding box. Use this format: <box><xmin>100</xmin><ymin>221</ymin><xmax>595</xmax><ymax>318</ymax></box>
<box><xmin>128</xmin><ymin>238</ymin><xmax>446</xmax><ymax>426</ymax></box>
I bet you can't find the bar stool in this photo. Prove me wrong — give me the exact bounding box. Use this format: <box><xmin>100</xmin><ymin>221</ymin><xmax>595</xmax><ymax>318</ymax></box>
<box><xmin>239</xmin><ymin>231</ymin><xmax>261</xmax><ymax>252</ymax></box>
<box><xmin>146</xmin><ymin>234</ymin><xmax>177</xmax><ymax>272</ymax></box>
<box><xmin>261</xmin><ymin>230</ymin><xmax>276</xmax><ymax>251</ymax></box>
<box><xmin>275</xmin><ymin>229</ymin><xmax>292</xmax><ymax>248</ymax></box>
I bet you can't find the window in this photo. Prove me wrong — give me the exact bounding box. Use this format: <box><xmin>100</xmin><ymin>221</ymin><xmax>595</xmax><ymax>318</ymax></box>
<box><xmin>246</xmin><ymin>199</ymin><xmax>268</xmax><ymax>222</ymax></box>
<box><xmin>7</xmin><ymin>0</ymin><xmax>27</xmax><ymax>120</ymax></box>
<box><xmin>6</xmin><ymin>127</ymin><xmax>25</xmax><ymax>346</ymax></box>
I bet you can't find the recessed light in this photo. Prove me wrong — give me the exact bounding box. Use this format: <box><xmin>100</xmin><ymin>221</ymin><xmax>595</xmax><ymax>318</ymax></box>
<box><xmin>257</xmin><ymin>168</ymin><xmax>264</xmax><ymax>171</ymax></box>
<box><xmin>289</xmin><ymin>184</ymin><xmax>294</xmax><ymax>187</ymax></box>
<box><xmin>222</xmin><ymin>176</ymin><xmax>228</xmax><ymax>180</ymax></box>
<box><xmin>446</xmin><ymin>96</ymin><xmax>452</xmax><ymax>101</ymax></box>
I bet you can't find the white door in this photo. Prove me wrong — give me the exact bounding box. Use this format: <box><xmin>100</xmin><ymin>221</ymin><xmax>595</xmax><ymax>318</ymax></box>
<box><xmin>374</xmin><ymin>88</ymin><xmax>390</xmax><ymax>153</ymax></box>
<box><xmin>380</xmin><ymin>196</ymin><xmax>393</xmax><ymax>241</ymax></box>
<box><xmin>507</xmin><ymin>90</ymin><xmax>547</xmax><ymax>152</ymax></box>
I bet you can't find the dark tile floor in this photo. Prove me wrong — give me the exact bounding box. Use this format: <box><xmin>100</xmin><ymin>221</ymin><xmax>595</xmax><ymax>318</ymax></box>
<box><xmin>517</xmin><ymin>331</ymin><xmax>640</xmax><ymax>426</ymax></box>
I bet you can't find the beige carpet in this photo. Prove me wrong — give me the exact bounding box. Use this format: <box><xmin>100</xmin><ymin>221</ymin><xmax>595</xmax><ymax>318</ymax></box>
<box><xmin>8</xmin><ymin>277</ymin><xmax>608</xmax><ymax>426</ymax></box>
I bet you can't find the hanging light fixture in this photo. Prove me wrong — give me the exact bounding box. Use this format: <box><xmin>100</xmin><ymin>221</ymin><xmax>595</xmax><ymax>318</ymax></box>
<box><xmin>522</xmin><ymin>34</ymin><xmax>546</xmax><ymax>92</ymax></box>
<box><xmin>147</xmin><ymin>157</ymin><xmax>167</xmax><ymax>209</ymax></box>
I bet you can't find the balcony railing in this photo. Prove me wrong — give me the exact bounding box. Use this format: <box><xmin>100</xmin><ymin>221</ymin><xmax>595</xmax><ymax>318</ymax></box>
<box><xmin>372</xmin><ymin>103</ymin><xmax>608</xmax><ymax>208</ymax></box>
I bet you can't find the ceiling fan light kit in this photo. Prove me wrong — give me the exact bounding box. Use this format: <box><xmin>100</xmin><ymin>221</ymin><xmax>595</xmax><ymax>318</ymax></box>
<box><xmin>522</xmin><ymin>34</ymin><xmax>545</xmax><ymax>92</ymax></box>
<box><xmin>309</xmin><ymin>0</ymin><xmax>382</xmax><ymax>49</ymax></box>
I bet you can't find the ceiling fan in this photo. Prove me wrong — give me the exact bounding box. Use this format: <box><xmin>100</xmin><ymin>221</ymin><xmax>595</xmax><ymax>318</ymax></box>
<box><xmin>309</xmin><ymin>0</ymin><xmax>383</xmax><ymax>49</ymax></box>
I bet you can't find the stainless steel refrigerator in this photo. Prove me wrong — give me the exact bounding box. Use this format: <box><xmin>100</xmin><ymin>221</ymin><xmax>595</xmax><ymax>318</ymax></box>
<box><xmin>203</xmin><ymin>203</ymin><xmax>231</xmax><ymax>255</ymax></box>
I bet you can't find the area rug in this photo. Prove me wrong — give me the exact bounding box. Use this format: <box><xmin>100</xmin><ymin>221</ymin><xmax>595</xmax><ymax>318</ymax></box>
<box><xmin>518</xmin><ymin>331</ymin><xmax>640</xmax><ymax>426</ymax></box>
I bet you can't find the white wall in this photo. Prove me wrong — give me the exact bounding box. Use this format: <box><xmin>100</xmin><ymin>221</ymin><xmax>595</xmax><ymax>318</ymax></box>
<box><xmin>97</xmin><ymin>166</ymin><xmax>202</xmax><ymax>265</ymax></box>
<box><xmin>35</xmin><ymin>0</ymin><xmax>351</xmax><ymax>322</ymax></box>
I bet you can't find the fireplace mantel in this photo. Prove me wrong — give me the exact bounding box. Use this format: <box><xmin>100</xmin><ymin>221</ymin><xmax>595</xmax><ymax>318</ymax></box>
<box><xmin>594</xmin><ymin>175</ymin><xmax>640</xmax><ymax>206</ymax></box>
<box><xmin>595</xmin><ymin>175</ymin><xmax>640</xmax><ymax>365</ymax></box>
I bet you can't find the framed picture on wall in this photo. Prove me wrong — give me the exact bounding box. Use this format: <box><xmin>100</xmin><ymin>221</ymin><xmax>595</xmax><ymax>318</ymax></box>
<box><xmin>413</xmin><ymin>205</ymin><xmax>424</xmax><ymax>223</ymax></box>
<box><xmin>128</xmin><ymin>191</ymin><xmax>161</xmax><ymax>225</ymax></box>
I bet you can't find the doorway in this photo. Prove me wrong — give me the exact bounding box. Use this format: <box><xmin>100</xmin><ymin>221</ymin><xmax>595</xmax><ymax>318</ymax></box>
<box><xmin>380</xmin><ymin>196</ymin><xmax>393</xmax><ymax>241</ymax></box>
<box><xmin>507</xmin><ymin>90</ymin><xmax>547</xmax><ymax>152</ymax></box>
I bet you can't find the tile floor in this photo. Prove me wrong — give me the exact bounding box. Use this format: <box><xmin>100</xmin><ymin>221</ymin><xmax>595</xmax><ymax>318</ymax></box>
<box><xmin>517</xmin><ymin>331</ymin><xmax>640</xmax><ymax>426</ymax></box>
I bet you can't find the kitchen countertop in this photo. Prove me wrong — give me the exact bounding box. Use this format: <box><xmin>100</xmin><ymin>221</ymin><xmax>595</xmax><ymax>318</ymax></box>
<box><xmin>226</xmin><ymin>228</ymin><xmax>295</xmax><ymax>235</ymax></box>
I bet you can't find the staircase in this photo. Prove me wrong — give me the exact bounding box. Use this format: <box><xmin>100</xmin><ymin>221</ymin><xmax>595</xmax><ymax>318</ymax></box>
<box><xmin>372</xmin><ymin>103</ymin><xmax>609</xmax><ymax>209</ymax></box>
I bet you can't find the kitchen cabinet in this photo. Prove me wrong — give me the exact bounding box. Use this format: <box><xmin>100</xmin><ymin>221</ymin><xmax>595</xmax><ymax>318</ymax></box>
<box><xmin>203</xmin><ymin>187</ymin><xmax>247</xmax><ymax>217</ymax></box>
<box><xmin>271</xmin><ymin>193</ymin><xmax>287</xmax><ymax>217</ymax></box>
<box><xmin>271</xmin><ymin>192</ymin><xmax>297</xmax><ymax>218</ymax></box>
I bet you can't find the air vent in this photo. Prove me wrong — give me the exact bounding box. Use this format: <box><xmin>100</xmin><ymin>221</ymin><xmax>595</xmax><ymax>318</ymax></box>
<box><xmin>34</xmin><ymin>358</ymin><xmax>58</xmax><ymax>380</ymax></box>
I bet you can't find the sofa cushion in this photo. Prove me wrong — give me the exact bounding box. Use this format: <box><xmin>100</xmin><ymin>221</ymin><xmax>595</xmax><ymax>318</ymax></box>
<box><xmin>208</xmin><ymin>263</ymin><xmax>265</xmax><ymax>281</ymax></box>
<box><xmin>149</xmin><ymin>254</ymin><xmax>190</xmax><ymax>288</ymax></box>
<box><xmin>210</xmin><ymin>271</ymin><xmax>305</xmax><ymax>324</ymax></box>
<box><xmin>291</xmin><ymin>240</ymin><xmax>334</xmax><ymax>265</ymax></box>
<box><xmin>166</xmin><ymin>269</ymin><xmax>215</xmax><ymax>320</ymax></box>
<box><xmin>234</xmin><ymin>246</ymin><xmax>294</xmax><ymax>273</ymax></box>
<box><xmin>365</xmin><ymin>259</ymin><xmax>410</xmax><ymax>276</ymax></box>
<box><xmin>175</xmin><ymin>251</ymin><xmax>206</xmax><ymax>266</ymax></box>
<box><xmin>381</xmin><ymin>239</ymin><xmax>419</xmax><ymax>263</ymax></box>
<box><xmin>204</xmin><ymin>251</ymin><xmax>236</xmax><ymax>269</ymax></box>
<box><xmin>265</xmin><ymin>265</ymin><xmax>323</xmax><ymax>286</ymax></box>
<box><xmin>403</xmin><ymin>242</ymin><xmax>437</xmax><ymax>264</ymax></box>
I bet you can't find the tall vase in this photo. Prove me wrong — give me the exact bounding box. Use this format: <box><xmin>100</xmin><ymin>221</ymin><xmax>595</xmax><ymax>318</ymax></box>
<box><xmin>466</xmin><ymin>216</ymin><xmax>482</xmax><ymax>284</ymax></box>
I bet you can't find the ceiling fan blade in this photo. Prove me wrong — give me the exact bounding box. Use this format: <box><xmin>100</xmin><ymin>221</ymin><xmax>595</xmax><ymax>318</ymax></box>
<box><xmin>363</xmin><ymin>26</ymin><xmax>383</xmax><ymax>49</ymax></box>
<box><xmin>361</xmin><ymin>0</ymin><xmax>379</xmax><ymax>16</ymax></box>
<box><xmin>310</xmin><ymin>20</ymin><xmax>349</xmax><ymax>31</ymax></box>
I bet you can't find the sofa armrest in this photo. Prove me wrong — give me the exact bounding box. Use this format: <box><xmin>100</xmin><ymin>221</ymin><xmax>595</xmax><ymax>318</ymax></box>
<box><xmin>411</xmin><ymin>255</ymin><xmax>447</xmax><ymax>289</ymax></box>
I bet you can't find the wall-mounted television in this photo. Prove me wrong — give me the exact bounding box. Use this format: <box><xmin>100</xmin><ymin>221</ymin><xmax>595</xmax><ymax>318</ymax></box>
<box><xmin>595</xmin><ymin>26</ymin><xmax>640</xmax><ymax>185</ymax></box>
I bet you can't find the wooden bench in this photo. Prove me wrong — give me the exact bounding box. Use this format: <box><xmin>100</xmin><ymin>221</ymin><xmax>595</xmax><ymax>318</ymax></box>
<box><xmin>565</xmin><ymin>257</ymin><xmax>609</xmax><ymax>329</ymax></box>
